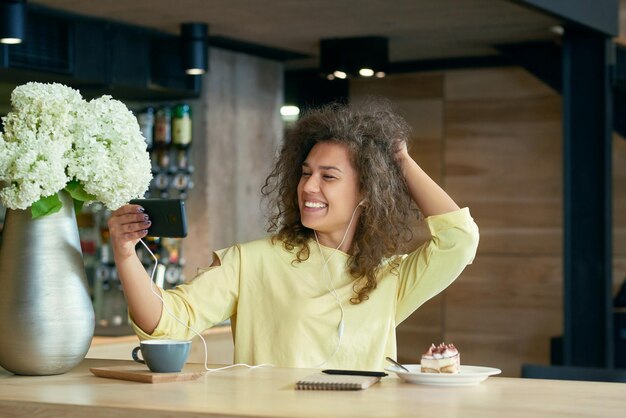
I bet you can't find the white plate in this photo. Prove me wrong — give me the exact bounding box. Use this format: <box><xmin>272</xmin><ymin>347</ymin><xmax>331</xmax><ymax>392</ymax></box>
<box><xmin>385</xmin><ymin>364</ymin><xmax>501</xmax><ymax>386</ymax></box>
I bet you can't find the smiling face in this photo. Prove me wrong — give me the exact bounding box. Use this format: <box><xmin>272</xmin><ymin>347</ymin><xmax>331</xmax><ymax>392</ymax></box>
<box><xmin>297</xmin><ymin>141</ymin><xmax>363</xmax><ymax>249</ymax></box>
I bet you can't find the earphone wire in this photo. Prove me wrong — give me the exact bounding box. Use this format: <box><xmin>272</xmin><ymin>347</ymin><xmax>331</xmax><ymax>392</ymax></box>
<box><xmin>313</xmin><ymin>201</ymin><xmax>362</xmax><ymax>367</ymax></box>
<box><xmin>138</xmin><ymin>238</ymin><xmax>273</xmax><ymax>372</ymax></box>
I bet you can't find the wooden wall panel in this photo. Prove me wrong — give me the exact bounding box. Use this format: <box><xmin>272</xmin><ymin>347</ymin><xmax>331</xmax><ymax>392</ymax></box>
<box><xmin>445</xmin><ymin>94</ymin><xmax>563</xmax><ymax>257</ymax></box>
<box><xmin>396</xmin><ymin>294</ymin><xmax>445</xmax><ymax>364</ymax></box>
<box><xmin>445</xmin><ymin>68</ymin><xmax>562</xmax><ymax>376</ymax></box>
<box><xmin>445</xmin><ymin>67</ymin><xmax>556</xmax><ymax>100</ymax></box>
<box><xmin>445</xmin><ymin>256</ymin><xmax>562</xmax><ymax>375</ymax></box>
<box><xmin>400</xmin><ymin>99</ymin><xmax>444</xmax><ymax>183</ymax></box>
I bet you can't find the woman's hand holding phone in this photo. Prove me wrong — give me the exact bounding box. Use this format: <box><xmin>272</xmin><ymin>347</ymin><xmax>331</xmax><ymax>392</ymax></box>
<box><xmin>107</xmin><ymin>204</ymin><xmax>151</xmax><ymax>260</ymax></box>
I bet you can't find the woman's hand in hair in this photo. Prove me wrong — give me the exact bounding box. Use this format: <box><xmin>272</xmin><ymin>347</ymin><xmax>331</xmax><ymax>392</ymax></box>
<box><xmin>393</xmin><ymin>139</ymin><xmax>412</xmax><ymax>175</ymax></box>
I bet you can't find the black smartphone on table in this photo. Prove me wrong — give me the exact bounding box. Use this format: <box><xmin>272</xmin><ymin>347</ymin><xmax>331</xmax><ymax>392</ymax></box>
<box><xmin>129</xmin><ymin>198</ymin><xmax>188</xmax><ymax>238</ymax></box>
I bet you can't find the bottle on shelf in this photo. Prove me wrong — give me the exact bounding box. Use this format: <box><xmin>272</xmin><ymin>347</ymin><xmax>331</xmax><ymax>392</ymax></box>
<box><xmin>175</xmin><ymin>148</ymin><xmax>190</xmax><ymax>171</ymax></box>
<box><xmin>172</xmin><ymin>103</ymin><xmax>192</xmax><ymax>150</ymax></box>
<box><xmin>171</xmin><ymin>103</ymin><xmax>193</xmax><ymax>199</ymax></box>
<box><xmin>137</xmin><ymin>107</ymin><xmax>155</xmax><ymax>151</ymax></box>
<box><xmin>154</xmin><ymin>106</ymin><xmax>172</xmax><ymax>149</ymax></box>
<box><xmin>98</xmin><ymin>211</ymin><xmax>113</xmax><ymax>265</ymax></box>
<box><xmin>156</xmin><ymin>148</ymin><xmax>172</xmax><ymax>171</ymax></box>
<box><xmin>172</xmin><ymin>172</ymin><xmax>191</xmax><ymax>199</ymax></box>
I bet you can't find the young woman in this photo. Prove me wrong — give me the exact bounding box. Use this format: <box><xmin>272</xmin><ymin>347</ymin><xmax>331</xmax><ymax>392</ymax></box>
<box><xmin>108</xmin><ymin>100</ymin><xmax>479</xmax><ymax>370</ymax></box>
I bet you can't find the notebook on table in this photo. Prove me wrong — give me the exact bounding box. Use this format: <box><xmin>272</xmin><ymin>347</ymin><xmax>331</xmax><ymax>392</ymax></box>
<box><xmin>295</xmin><ymin>373</ymin><xmax>381</xmax><ymax>391</ymax></box>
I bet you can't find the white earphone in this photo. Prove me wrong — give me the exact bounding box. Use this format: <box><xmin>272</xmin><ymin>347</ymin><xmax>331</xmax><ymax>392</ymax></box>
<box><xmin>313</xmin><ymin>198</ymin><xmax>364</xmax><ymax>367</ymax></box>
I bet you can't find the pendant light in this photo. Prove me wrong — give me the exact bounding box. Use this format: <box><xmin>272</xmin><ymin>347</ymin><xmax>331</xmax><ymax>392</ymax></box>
<box><xmin>0</xmin><ymin>0</ymin><xmax>26</xmax><ymax>45</ymax></box>
<box><xmin>181</xmin><ymin>22</ymin><xmax>208</xmax><ymax>75</ymax></box>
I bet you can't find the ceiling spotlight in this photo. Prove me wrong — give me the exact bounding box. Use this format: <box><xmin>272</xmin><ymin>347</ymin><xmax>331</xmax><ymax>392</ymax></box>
<box><xmin>320</xmin><ymin>36</ymin><xmax>388</xmax><ymax>80</ymax></box>
<box><xmin>550</xmin><ymin>25</ymin><xmax>564</xmax><ymax>36</ymax></box>
<box><xmin>333</xmin><ymin>70</ymin><xmax>347</xmax><ymax>79</ymax></box>
<box><xmin>280</xmin><ymin>105</ymin><xmax>300</xmax><ymax>123</ymax></box>
<box><xmin>375</xmin><ymin>71</ymin><xmax>386</xmax><ymax>78</ymax></box>
<box><xmin>181</xmin><ymin>22</ymin><xmax>208</xmax><ymax>75</ymax></box>
<box><xmin>280</xmin><ymin>105</ymin><xmax>300</xmax><ymax>117</ymax></box>
<box><xmin>0</xmin><ymin>0</ymin><xmax>27</xmax><ymax>45</ymax></box>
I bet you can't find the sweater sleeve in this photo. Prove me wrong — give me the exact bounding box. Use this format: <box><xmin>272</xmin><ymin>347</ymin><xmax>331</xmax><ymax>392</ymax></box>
<box><xmin>394</xmin><ymin>207</ymin><xmax>479</xmax><ymax>324</ymax></box>
<box><xmin>130</xmin><ymin>244</ymin><xmax>241</xmax><ymax>340</ymax></box>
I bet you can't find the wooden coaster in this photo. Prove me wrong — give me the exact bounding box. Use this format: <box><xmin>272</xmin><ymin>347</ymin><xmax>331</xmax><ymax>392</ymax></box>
<box><xmin>90</xmin><ymin>365</ymin><xmax>205</xmax><ymax>384</ymax></box>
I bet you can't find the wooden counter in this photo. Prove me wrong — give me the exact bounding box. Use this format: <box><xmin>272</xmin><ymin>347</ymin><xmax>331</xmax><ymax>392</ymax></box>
<box><xmin>1</xmin><ymin>358</ymin><xmax>625</xmax><ymax>418</ymax></box>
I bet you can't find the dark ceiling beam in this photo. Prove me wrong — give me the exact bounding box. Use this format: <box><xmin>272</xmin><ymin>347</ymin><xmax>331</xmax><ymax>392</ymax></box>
<box><xmin>494</xmin><ymin>40</ymin><xmax>626</xmax><ymax>141</ymax></box>
<box><xmin>284</xmin><ymin>69</ymin><xmax>349</xmax><ymax>110</ymax></box>
<box><xmin>285</xmin><ymin>55</ymin><xmax>512</xmax><ymax>109</ymax></box>
<box><xmin>494</xmin><ymin>41</ymin><xmax>562</xmax><ymax>92</ymax></box>
<box><xmin>388</xmin><ymin>55</ymin><xmax>510</xmax><ymax>74</ymax></box>
<box><xmin>210</xmin><ymin>36</ymin><xmax>309</xmax><ymax>62</ymax></box>
<box><xmin>511</xmin><ymin>0</ymin><xmax>618</xmax><ymax>36</ymax></box>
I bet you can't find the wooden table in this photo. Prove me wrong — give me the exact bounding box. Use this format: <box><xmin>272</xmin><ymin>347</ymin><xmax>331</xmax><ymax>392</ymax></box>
<box><xmin>1</xmin><ymin>358</ymin><xmax>625</xmax><ymax>418</ymax></box>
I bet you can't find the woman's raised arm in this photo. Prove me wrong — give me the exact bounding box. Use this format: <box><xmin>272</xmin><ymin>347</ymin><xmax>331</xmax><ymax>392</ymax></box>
<box><xmin>108</xmin><ymin>204</ymin><xmax>163</xmax><ymax>334</ymax></box>
<box><xmin>395</xmin><ymin>143</ymin><xmax>460</xmax><ymax>217</ymax></box>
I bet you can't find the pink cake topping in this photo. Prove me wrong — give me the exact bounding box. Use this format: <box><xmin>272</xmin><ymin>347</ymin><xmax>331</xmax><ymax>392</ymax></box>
<box><xmin>422</xmin><ymin>343</ymin><xmax>458</xmax><ymax>359</ymax></box>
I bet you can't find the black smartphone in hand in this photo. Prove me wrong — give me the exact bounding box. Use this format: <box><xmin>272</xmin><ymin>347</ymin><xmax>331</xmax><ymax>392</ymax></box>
<box><xmin>129</xmin><ymin>198</ymin><xmax>188</xmax><ymax>238</ymax></box>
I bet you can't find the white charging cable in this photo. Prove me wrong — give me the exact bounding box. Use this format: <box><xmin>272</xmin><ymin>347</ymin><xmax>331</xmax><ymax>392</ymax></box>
<box><xmin>138</xmin><ymin>238</ymin><xmax>273</xmax><ymax>372</ymax></box>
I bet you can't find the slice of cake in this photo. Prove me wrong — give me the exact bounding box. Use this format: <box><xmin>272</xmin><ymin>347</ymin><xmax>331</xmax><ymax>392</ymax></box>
<box><xmin>420</xmin><ymin>343</ymin><xmax>460</xmax><ymax>374</ymax></box>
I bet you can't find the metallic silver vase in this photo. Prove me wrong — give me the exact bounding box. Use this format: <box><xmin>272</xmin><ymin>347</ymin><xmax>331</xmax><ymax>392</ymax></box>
<box><xmin>0</xmin><ymin>191</ymin><xmax>95</xmax><ymax>375</ymax></box>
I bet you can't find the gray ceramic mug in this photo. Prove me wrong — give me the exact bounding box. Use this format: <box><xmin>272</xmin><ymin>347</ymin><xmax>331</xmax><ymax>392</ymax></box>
<box><xmin>131</xmin><ymin>339</ymin><xmax>192</xmax><ymax>373</ymax></box>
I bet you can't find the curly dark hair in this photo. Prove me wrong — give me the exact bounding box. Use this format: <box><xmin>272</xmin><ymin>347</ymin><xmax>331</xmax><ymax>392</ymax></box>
<box><xmin>262</xmin><ymin>99</ymin><xmax>417</xmax><ymax>303</ymax></box>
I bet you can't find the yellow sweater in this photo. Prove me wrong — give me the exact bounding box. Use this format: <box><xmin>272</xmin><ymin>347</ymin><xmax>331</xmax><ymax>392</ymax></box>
<box><xmin>131</xmin><ymin>207</ymin><xmax>479</xmax><ymax>370</ymax></box>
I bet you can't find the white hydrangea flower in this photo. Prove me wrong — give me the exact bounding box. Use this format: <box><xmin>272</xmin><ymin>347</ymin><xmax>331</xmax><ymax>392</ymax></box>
<box><xmin>67</xmin><ymin>95</ymin><xmax>152</xmax><ymax>210</ymax></box>
<box><xmin>0</xmin><ymin>82</ymin><xmax>152</xmax><ymax>213</ymax></box>
<box><xmin>0</xmin><ymin>82</ymin><xmax>83</xmax><ymax>209</ymax></box>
